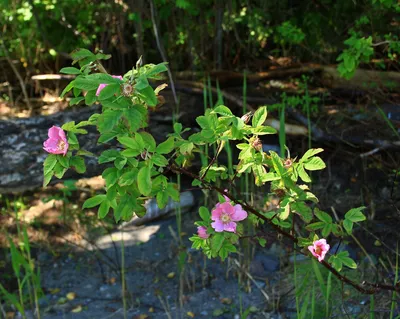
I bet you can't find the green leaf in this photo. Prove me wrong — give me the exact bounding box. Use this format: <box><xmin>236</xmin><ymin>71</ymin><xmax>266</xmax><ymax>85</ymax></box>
<box><xmin>306</xmin><ymin>221</ymin><xmax>325</xmax><ymax>231</ymax></box>
<box><xmin>140</xmin><ymin>132</ymin><xmax>156</xmax><ymax>151</ymax></box>
<box><xmin>99</xmin><ymin>150</ymin><xmax>120</xmax><ymax>164</ymax></box>
<box><xmin>321</xmin><ymin>223</ymin><xmax>333</xmax><ymax>237</ymax></box>
<box><xmin>53</xmin><ymin>162</ymin><xmax>67</xmax><ymax>178</ymax></box>
<box><xmin>43</xmin><ymin>171</ymin><xmax>53</xmax><ymax>187</ymax></box>
<box><xmin>98</xmin><ymin>200</ymin><xmax>110</xmax><ymax>219</ymax></box>
<box><xmin>119</xmin><ymin>170</ymin><xmax>136</xmax><ymax>186</ymax></box>
<box><xmin>199</xmin><ymin>206</ymin><xmax>210</xmax><ymax>221</ymax></box>
<box><xmin>291</xmin><ymin>201</ymin><xmax>313</xmax><ymax>223</ymax></box>
<box><xmin>69</xmin><ymin>96</ymin><xmax>85</xmax><ymax>106</ymax></box>
<box><xmin>297</xmin><ymin>164</ymin><xmax>311</xmax><ymax>182</ymax></box>
<box><xmin>118</xmin><ymin>136</ymin><xmax>141</xmax><ymax>151</ymax></box>
<box><xmin>315</xmin><ymin>209</ymin><xmax>332</xmax><ymax>224</ymax></box>
<box><xmin>152</xmin><ymin>153</ymin><xmax>168</xmax><ymax>167</ymax></box>
<box><xmin>60</xmin><ymin>67</ymin><xmax>81</xmax><ymax>75</ymax></box>
<box><xmin>252</xmin><ymin>106</ymin><xmax>267</xmax><ymax>127</ymax></box>
<box><xmin>156</xmin><ymin>137</ymin><xmax>175</xmax><ymax>154</ymax></box>
<box><xmin>211</xmin><ymin>233</ymin><xmax>225</xmax><ymax>255</ymax></box>
<box><xmin>57</xmin><ymin>155</ymin><xmax>70</xmax><ymax>168</ymax></box>
<box><xmin>83</xmin><ymin>194</ymin><xmax>106</xmax><ymax>209</ymax></box>
<box><xmin>156</xmin><ymin>191</ymin><xmax>169</xmax><ymax>209</ymax></box>
<box><xmin>85</xmin><ymin>90</ymin><xmax>97</xmax><ymax>105</ymax></box>
<box><xmin>250</xmin><ymin>126</ymin><xmax>277</xmax><ymax>135</ymax></box>
<box><xmin>98</xmin><ymin>131</ymin><xmax>118</xmax><ymax>144</ymax></box>
<box><xmin>97</xmin><ymin>110</ymin><xmax>122</xmax><ymax>133</ymax></box>
<box><xmin>180</xmin><ymin>142</ymin><xmax>194</xmax><ymax>155</ymax></box>
<box><xmin>60</xmin><ymin>81</ymin><xmax>75</xmax><ymax>98</ymax></box>
<box><xmin>70</xmin><ymin>48</ymin><xmax>95</xmax><ymax>61</ymax></box>
<box><xmin>301</xmin><ymin>148</ymin><xmax>324</xmax><ymax>162</ymax></box>
<box><xmin>123</xmin><ymin>107</ymin><xmax>144</xmax><ymax>131</ymax></box>
<box><xmin>343</xmin><ymin>219</ymin><xmax>353</xmax><ymax>235</ymax></box>
<box><xmin>304</xmin><ymin>157</ymin><xmax>326</xmax><ymax>171</ymax></box>
<box><xmin>340</xmin><ymin>256</ymin><xmax>357</xmax><ymax>269</ymax></box>
<box><xmin>146</xmin><ymin>63</ymin><xmax>168</xmax><ymax>78</ymax></box>
<box><xmin>134</xmin><ymin>75</ymin><xmax>149</xmax><ymax>90</ymax></box>
<box><xmin>43</xmin><ymin>155</ymin><xmax>57</xmax><ymax>175</ymax></box>
<box><xmin>137</xmin><ymin>165</ymin><xmax>152</xmax><ymax>196</ymax></box>
<box><xmin>137</xmin><ymin>85</ymin><xmax>157</xmax><ymax>106</ymax></box>
<box><xmin>114</xmin><ymin>157</ymin><xmax>127</xmax><ymax>170</ymax></box>
<box><xmin>98</xmin><ymin>84</ymin><xmax>120</xmax><ymax>100</ymax></box>
<box><xmin>211</xmin><ymin>105</ymin><xmax>233</xmax><ymax>117</ymax></box>
<box><xmin>345</xmin><ymin>207</ymin><xmax>366</xmax><ymax>222</ymax></box>
<box><xmin>270</xmin><ymin>151</ymin><xmax>285</xmax><ymax>176</ymax></box>
<box><xmin>103</xmin><ymin>167</ymin><xmax>119</xmax><ymax>187</ymax></box>
<box><xmin>166</xmin><ymin>183</ymin><xmax>180</xmax><ymax>201</ymax></box>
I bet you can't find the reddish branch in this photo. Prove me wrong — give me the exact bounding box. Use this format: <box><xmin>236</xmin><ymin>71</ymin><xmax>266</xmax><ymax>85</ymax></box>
<box><xmin>170</xmin><ymin>164</ymin><xmax>400</xmax><ymax>295</ymax></box>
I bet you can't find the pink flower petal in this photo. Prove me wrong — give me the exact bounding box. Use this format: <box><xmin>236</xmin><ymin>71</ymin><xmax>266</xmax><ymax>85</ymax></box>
<box><xmin>223</xmin><ymin>221</ymin><xmax>237</xmax><ymax>232</ymax></box>
<box><xmin>197</xmin><ymin>226</ymin><xmax>209</xmax><ymax>239</ymax></box>
<box><xmin>231</xmin><ymin>204</ymin><xmax>247</xmax><ymax>221</ymax></box>
<box><xmin>211</xmin><ymin>220</ymin><xmax>225</xmax><ymax>232</ymax></box>
<box><xmin>48</xmin><ymin>126</ymin><xmax>61</xmax><ymax>139</ymax></box>
<box><xmin>43</xmin><ymin>126</ymin><xmax>69</xmax><ymax>156</ymax></box>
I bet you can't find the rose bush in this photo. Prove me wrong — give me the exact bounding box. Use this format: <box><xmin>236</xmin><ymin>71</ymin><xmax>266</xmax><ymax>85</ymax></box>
<box><xmin>42</xmin><ymin>49</ymin><xmax>400</xmax><ymax>294</ymax></box>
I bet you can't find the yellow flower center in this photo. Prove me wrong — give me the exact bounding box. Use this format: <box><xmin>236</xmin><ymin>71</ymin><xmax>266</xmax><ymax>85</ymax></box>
<box><xmin>221</xmin><ymin>214</ymin><xmax>231</xmax><ymax>223</ymax></box>
<box><xmin>58</xmin><ymin>140</ymin><xmax>66</xmax><ymax>151</ymax></box>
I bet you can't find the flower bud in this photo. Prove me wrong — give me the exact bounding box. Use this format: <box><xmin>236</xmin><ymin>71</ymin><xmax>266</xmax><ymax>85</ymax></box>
<box><xmin>122</xmin><ymin>83</ymin><xmax>134</xmax><ymax>97</ymax></box>
<box><xmin>251</xmin><ymin>137</ymin><xmax>263</xmax><ymax>151</ymax></box>
<box><xmin>283</xmin><ymin>158</ymin><xmax>293</xmax><ymax>169</ymax></box>
<box><xmin>240</xmin><ymin>111</ymin><xmax>253</xmax><ymax>124</ymax></box>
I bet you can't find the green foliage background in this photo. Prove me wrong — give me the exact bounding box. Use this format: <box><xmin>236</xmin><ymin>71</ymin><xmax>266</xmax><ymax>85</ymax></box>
<box><xmin>1</xmin><ymin>0</ymin><xmax>399</xmax><ymax>75</ymax></box>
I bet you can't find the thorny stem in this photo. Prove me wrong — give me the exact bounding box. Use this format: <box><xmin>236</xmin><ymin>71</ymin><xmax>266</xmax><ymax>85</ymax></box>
<box><xmin>169</xmin><ymin>164</ymin><xmax>400</xmax><ymax>295</ymax></box>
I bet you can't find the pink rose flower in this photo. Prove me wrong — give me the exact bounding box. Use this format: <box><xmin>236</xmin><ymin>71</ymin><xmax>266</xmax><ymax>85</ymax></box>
<box><xmin>211</xmin><ymin>201</ymin><xmax>247</xmax><ymax>233</ymax></box>
<box><xmin>43</xmin><ymin>126</ymin><xmax>69</xmax><ymax>156</ymax></box>
<box><xmin>197</xmin><ymin>226</ymin><xmax>209</xmax><ymax>239</ymax></box>
<box><xmin>96</xmin><ymin>75</ymin><xmax>123</xmax><ymax>96</ymax></box>
<box><xmin>308</xmin><ymin>239</ymin><xmax>330</xmax><ymax>262</ymax></box>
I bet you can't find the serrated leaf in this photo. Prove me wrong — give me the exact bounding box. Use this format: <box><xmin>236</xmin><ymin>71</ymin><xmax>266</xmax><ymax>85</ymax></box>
<box><xmin>83</xmin><ymin>195</ymin><xmax>106</xmax><ymax>209</ymax></box>
<box><xmin>156</xmin><ymin>191</ymin><xmax>169</xmax><ymax>209</ymax></box>
<box><xmin>137</xmin><ymin>86</ymin><xmax>157</xmax><ymax>106</ymax></box>
<box><xmin>70</xmin><ymin>156</ymin><xmax>86</xmax><ymax>174</ymax></box>
<box><xmin>297</xmin><ymin>164</ymin><xmax>312</xmax><ymax>182</ymax></box>
<box><xmin>98</xmin><ymin>150</ymin><xmax>120</xmax><ymax>164</ymax></box>
<box><xmin>345</xmin><ymin>207</ymin><xmax>366</xmax><ymax>222</ymax></box>
<box><xmin>137</xmin><ymin>166</ymin><xmax>152</xmax><ymax>196</ymax></box>
<box><xmin>98</xmin><ymin>84</ymin><xmax>120</xmax><ymax>100</ymax></box>
<box><xmin>291</xmin><ymin>201</ymin><xmax>313</xmax><ymax>223</ymax></box>
<box><xmin>156</xmin><ymin>137</ymin><xmax>175</xmax><ymax>154</ymax></box>
<box><xmin>211</xmin><ymin>105</ymin><xmax>233</xmax><ymax>117</ymax></box>
<box><xmin>252</xmin><ymin>106</ymin><xmax>267</xmax><ymax>127</ymax></box>
<box><xmin>315</xmin><ymin>209</ymin><xmax>332</xmax><ymax>223</ymax></box>
<box><xmin>306</xmin><ymin>221</ymin><xmax>325</xmax><ymax>231</ymax></box>
<box><xmin>60</xmin><ymin>67</ymin><xmax>81</xmax><ymax>75</ymax></box>
<box><xmin>343</xmin><ymin>219</ymin><xmax>353</xmax><ymax>235</ymax></box>
<box><xmin>146</xmin><ymin>62</ymin><xmax>168</xmax><ymax>78</ymax></box>
<box><xmin>340</xmin><ymin>256</ymin><xmax>357</xmax><ymax>269</ymax></box>
<box><xmin>85</xmin><ymin>90</ymin><xmax>97</xmax><ymax>105</ymax></box>
<box><xmin>60</xmin><ymin>81</ymin><xmax>75</xmax><ymax>98</ymax></box>
<box><xmin>98</xmin><ymin>200</ymin><xmax>110</xmax><ymax>219</ymax></box>
<box><xmin>43</xmin><ymin>155</ymin><xmax>58</xmax><ymax>175</ymax></box>
<box><xmin>300</xmin><ymin>148</ymin><xmax>324</xmax><ymax>162</ymax></box>
<box><xmin>69</xmin><ymin>96</ymin><xmax>85</xmax><ymax>106</ymax></box>
<box><xmin>199</xmin><ymin>206</ymin><xmax>210</xmax><ymax>221</ymax></box>
<box><xmin>304</xmin><ymin>156</ymin><xmax>326</xmax><ymax>171</ymax></box>
<box><xmin>211</xmin><ymin>233</ymin><xmax>225</xmax><ymax>254</ymax></box>
<box><xmin>119</xmin><ymin>170</ymin><xmax>136</xmax><ymax>186</ymax></box>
